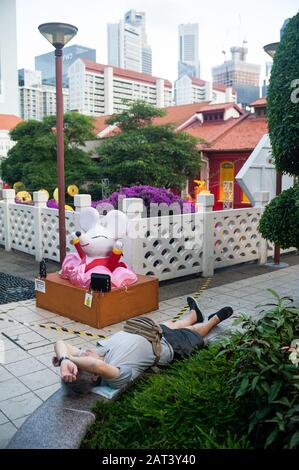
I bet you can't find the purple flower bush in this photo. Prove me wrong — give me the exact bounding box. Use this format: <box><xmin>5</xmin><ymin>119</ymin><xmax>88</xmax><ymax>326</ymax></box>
<box><xmin>47</xmin><ymin>199</ymin><xmax>58</xmax><ymax>209</ymax></box>
<box><xmin>92</xmin><ymin>185</ymin><xmax>195</xmax><ymax>216</ymax></box>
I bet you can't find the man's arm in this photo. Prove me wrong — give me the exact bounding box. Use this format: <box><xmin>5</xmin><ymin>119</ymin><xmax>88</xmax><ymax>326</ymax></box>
<box><xmin>54</xmin><ymin>340</ymin><xmax>78</xmax><ymax>382</ymax></box>
<box><xmin>69</xmin><ymin>355</ymin><xmax>120</xmax><ymax>380</ymax></box>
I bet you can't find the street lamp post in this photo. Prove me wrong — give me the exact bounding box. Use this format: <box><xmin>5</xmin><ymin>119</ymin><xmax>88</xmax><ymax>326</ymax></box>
<box><xmin>263</xmin><ymin>42</ymin><xmax>283</xmax><ymax>266</ymax></box>
<box><xmin>38</xmin><ymin>23</ymin><xmax>78</xmax><ymax>266</ymax></box>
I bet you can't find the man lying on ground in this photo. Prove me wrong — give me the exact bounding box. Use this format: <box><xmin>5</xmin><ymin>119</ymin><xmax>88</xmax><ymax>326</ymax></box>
<box><xmin>53</xmin><ymin>297</ymin><xmax>233</xmax><ymax>390</ymax></box>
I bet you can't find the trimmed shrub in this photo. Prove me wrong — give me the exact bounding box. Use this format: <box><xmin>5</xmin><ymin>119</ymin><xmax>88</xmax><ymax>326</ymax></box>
<box><xmin>258</xmin><ymin>183</ymin><xmax>299</xmax><ymax>249</ymax></box>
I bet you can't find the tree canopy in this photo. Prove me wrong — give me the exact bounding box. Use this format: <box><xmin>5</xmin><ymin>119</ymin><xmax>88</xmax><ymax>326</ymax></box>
<box><xmin>98</xmin><ymin>101</ymin><xmax>201</xmax><ymax>190</ymax></box>
<box><xmin>259</xmin><ymin>13</ymin><xmax>299</xmax><ymax>250</ymax></box>
<box><xmin>1</xmin><ymin>112</ymin><xmax>101</xmax><ymax>194</ymax></box>
<box><xmin>267</xmin><ymin>13</ymin><xmax>299</xmax><ymax>175</ymax></box>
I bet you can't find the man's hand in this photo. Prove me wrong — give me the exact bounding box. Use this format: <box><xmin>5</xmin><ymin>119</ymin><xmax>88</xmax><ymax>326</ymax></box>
<box><xmin>60</xmin><ymin>359</ymin><xmax>78</xmax><ymax>383</ymax></box>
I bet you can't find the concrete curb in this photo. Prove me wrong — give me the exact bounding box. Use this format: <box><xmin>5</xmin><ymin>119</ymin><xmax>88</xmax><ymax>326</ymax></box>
<box><xmin>7</xmin><ymin>386</ymin><xmax>98</xmax><ymax>449</ymax></box>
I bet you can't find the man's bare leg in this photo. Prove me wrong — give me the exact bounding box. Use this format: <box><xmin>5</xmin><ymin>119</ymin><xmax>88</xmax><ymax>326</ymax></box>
<box><xmin>163</xmin><ymin>313</ymin><xmax>221</xmax><ymax>338</ymax></box>
<box><xmin>163</xmin><ymin>310</ymin><xmax>197</xmax><ymax>330</ymax></box>
<box><xmin>186</xmin><ymin>315</ymin><xmax>220</xmax><ymax>337</ymax></box>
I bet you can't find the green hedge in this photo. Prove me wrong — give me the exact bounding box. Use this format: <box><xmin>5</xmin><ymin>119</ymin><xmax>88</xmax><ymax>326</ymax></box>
<box><xmin>82</xmin><ymin>293</ymin><xmax>299</xmax><ymax>449</ymax></box>
<box><xmin>267</xmin><ymin>12</ymin><xmax>299</xmax><ymax>175</ymax></box>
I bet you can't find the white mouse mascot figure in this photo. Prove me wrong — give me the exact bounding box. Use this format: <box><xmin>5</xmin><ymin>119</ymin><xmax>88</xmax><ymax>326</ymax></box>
<box><xmin>60</xmin><ymin>207</ymin><xmax>137</xmax><ymax>289</ymax></box>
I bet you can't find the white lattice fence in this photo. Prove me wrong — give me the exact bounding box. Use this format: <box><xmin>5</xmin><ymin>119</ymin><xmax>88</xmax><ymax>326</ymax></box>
<box><xmin>127</xmin><ymin>212</ymin><xmax>204</xmax><ymax>281</ymax></box>
<box><xmin>8</xmin><ymin>203</ymin><xmax>36</xmax><ymax>255</ymax></box>
<box><xmin>0</xmin><ymin>202</ymin><xmax>5</xmax><ymax>246</ymax></box>
<box><xmin>213</xmin><ymin>208</ymin><xmax>262</xmax><ymax>268</ymax></box>
<box><xmin>41</xmin><ymin>208</ymin><xmax>77</xmax><ymax>262</ymax></box>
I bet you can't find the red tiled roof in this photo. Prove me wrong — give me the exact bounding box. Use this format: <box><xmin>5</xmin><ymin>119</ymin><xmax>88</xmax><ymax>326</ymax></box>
<box><xmin>0</xmin><ymin>114</ymin><xmax>22</xmax><ymax>131</ymax></box>
<box><xmin>92</xmin><ymin>115</ymin><xmax>110</xmax><ymax>134</ymax></box>
<box><xmin>250</xmin><ymin>97</ymin><xmax>267</xmax><ymax>107</ymax></box>
<box><xmin>191</xmin><ymin>77</ymin><xmax>206</xmax><ymax>86</ymax></box>
<box><xmin>212</xmin><ymin>83</ymin><xmax>237</xmax><ymax>95</ymax></box>
<box><xmin>82</xmin><ymin>59</ymin><xmax>172</xmax><ymax>88</ymax></box>
<box><xmin>208</xmin><ymin>115</ymin><xmax>268</xmax><ymax>151</ymax></box>
<box><xmin>195</xmin><ymin>102</ymin><xmax>244</xmax><ymax>114</ymax></box>
<box><xmin>152</xmin><ymin>102</ymin><xmax>211</xmax><ymax>127</ymax></box>
<box><xmin>188</xmin><ymin>114</ymin><xmax>268</xmax><ymax>152</ymax></box>
<box><xmin>93</xmin><ymin>102</ymin><xmax>244</xmax><ymax>136</ymax></box>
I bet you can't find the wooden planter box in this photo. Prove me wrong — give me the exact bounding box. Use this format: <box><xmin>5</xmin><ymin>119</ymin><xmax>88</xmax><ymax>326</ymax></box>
<box><xmin>35</xmin><ymin>273</ymin><xmax>159</xmax><ymax>329</ymax></box>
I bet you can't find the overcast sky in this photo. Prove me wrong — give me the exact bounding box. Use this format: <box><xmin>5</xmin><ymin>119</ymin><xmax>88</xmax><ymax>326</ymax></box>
<box><xmin>16</xmin><ymin>0</ymin><xmax>298</xmax><ymax>82</ymax></box>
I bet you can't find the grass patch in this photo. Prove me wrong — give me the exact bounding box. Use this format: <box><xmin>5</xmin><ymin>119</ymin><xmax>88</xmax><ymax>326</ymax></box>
<box><xmin>82</xmin><ymin>292</ymin><xmax>299</xmax><ymax>449</ymax></box>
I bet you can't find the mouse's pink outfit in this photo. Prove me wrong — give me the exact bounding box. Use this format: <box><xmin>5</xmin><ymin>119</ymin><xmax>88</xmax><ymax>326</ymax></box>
<box><xmin>60</xmin><ymin>240</ymin><xmax>137</xmax><ymax>289</ymax></box>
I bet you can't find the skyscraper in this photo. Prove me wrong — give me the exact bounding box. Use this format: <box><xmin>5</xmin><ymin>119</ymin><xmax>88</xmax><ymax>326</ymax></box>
<box><xmin>0</xmin><ymin>0</ymin><xmax>19</xmax><ymax>116</ymax></box>
<box><xmin>35</xmin><ymin>45</ymin><xmax>96</xmax><ymax>86</ymax></box>
<box><xmin>107</xmin><ymin>20</ymin><xmax>142</xmax><ymax>73</ymax></box>
<box><xmin>212</xmin><ymin>46</ymin><xmax>260</xmax><ymax>107</ymax></box>
<box><xmin>178</xmin><ymin>24</ymin><xmax>200</xmax><ymax>79</ymax></box>
<box><xmin>124</xmin><ymin>10</ymin><xmax>152</xmax><ymax>75</ymax></box>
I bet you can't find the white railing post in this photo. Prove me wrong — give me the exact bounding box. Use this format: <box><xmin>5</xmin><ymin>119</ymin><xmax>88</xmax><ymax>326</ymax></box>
<box><xmin>197</xmin><ymin>193</ymin><xmax>215</xmax><ymax>277</ymax></box>
<box><xmin>74</xmin><ymin>194</ymin><xmax>91</xmax><ymax>229</ymax></box>
<box><xmin>254</xmin><ymin>191</ymin><xmax>270</xmax><ymax>265</ymax></box>
<box><xmin>33</xmin><ymin>191</ymin><xmax>48</xmax><ymax>262</ymax></box>
<box><xmin>2</xmin><ymin>189</ymin><xmax>15</xmax><ymax>252</ymax></box>
<box><xmin>121</xmin><ymin>198</ymin><xmax>144</xmax><ymax>273</ymax></box>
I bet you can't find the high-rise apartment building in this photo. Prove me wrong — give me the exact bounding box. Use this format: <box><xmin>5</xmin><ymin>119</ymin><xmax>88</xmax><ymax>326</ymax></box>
<box><xmin>124</xmin><ymin>9</ymin><xmax>152</xmax><ymax>75</ymax></box>
<box><xmin>107</xmin><ymin>20</ymin><xmax>142</xmax><ymax>73</ymax></box>
<box><xmin>68</xmin><ymin>59</ymin><xmax>172</xmax><ymax>116</ymax></box>
<box><xmin>18</xmin><ymin>69</ymin><xmax>69</xmax><ymax>120</ymax></box>
<box><xmin>35</xmin><ymin>45</ymin><xmax>96</xmax><ymax>86</ymax></box>
<box><xmin>175</xmin><ymin>75</ymin><xmax>237</xmax><ymax>105</ymax></box>
<box><xmin>178</xmin><ymin>24</ymin><xmax>200</xmax><ymax>79</ymax></box>
<box><xmin>0</xmin><ymin>0</ymin><xmax>19</xmax><ymax>116</ymax></box>
<box><xmin>212</xmin><ymin>46</ymin><xmax>260</xmax><ymax>107</ymax></box>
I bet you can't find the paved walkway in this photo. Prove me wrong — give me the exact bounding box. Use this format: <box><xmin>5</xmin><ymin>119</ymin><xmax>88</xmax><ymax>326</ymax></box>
<box><xmin>0</xmin><ymin>263</ymin><xmax>298</xmax><ymax>448</ymax></box>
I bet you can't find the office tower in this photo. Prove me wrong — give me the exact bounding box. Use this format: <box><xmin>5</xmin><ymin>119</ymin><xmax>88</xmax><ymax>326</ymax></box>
<box><xmin>0</xmin><ymin>0</ymin><xmax>19</xmax><ymax>116</ymax></box>
<box><xmin>107</xmin><ymin>20</ymin><xmax>142</xmax><ymax>73</ymax></box>
<box><xmin>178</xmin><ymin>24</ymin><xmax>200</xmax><ymax>79</ymax></box>
<box><xmin>68</xmin><ymin>59</ymin><xmax>172</xmax><ymax>116</ymax></box>
<box><xmin>212</xmin><ymin>46</ymin><xmax>260</xmax><ymax>107</ymax></box>
<box><xmin>124</xmin><ymin>9</ymin><xmax>152</xmax><ymax>74</ymax></box>
<box><xmin>35</xmin><ymin>45</ymin><xmax>96</xmax><ymax>87</ymax></box>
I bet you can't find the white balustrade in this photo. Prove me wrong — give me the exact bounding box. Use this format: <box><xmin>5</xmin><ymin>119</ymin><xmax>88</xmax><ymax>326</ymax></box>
<box><xmin>0</xmin><ymin>190</ymin><xmax>296</xmax><ymax>280</ymax></box>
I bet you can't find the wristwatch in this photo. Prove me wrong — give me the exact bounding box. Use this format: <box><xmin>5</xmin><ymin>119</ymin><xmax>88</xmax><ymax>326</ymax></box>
<box><xmin>58</xmin><ymin>356</ymin><xmax>71</xmax><ymax>366</ymax></box>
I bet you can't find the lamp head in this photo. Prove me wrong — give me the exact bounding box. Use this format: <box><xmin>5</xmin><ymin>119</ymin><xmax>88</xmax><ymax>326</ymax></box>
<box><xmin>38</xmin><ymin>22</ymin><xmax>78</xmax><ymax>49</ymax></box>
<box><xmin>263</xmin><ymin>42</ymin><xmax>279</xmax><ymax>58</ymax></box>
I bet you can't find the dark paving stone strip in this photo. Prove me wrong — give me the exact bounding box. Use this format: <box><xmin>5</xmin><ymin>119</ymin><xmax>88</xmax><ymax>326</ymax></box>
<box><xmin>0</xmin><ymin>272</ymin><xmax>35</xmax><ymax>304</ymax></box>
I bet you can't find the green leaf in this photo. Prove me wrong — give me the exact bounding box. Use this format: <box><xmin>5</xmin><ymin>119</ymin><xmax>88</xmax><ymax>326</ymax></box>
<box><xmin>265</xmin><ymin>427</ymin><xmax>280</xmax><ymax>448</ymax></box>
<box><xmin>290</xmin><ymin>431</ymin><xmax>299</xmax><ymax>449</ymax></box>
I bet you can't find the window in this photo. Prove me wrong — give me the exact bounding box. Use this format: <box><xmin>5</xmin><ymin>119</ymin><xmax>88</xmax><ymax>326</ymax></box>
<box><xmin>219</xmin><ymin>161</ymin><xmax>234</xmax><ymax>202</ymax></box>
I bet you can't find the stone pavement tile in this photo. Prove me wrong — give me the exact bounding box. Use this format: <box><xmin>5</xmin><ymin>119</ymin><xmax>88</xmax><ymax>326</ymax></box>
<box><xmin>19</xmin><ymin>368</ymin><xmax>61</xmax><ymax>391</ymax></box>
<box><xmin>0</xmin><ymin>324</ymin><xmax>29</xmax><ymax>336</ymax></box>
<box><xmin>34</xmin><ymin>383</ymin><xmax>61</xmax><ymax>401</ymax></box>
<box><xmin>0</xmin><ymin>410</ymin><xmax>9</xmax><ymax>425</ymax></box>
<box><xmin>27</xmin><ymin>343</ymin><xmax>55</xmax><ymax>357</ymax></box>
<box><xmin>0</xmin><ymin>367</ymin><xmax>14</xmax><ymax>383</ymax></box>
<box><xmin>10</xmin><ymin>330</ymin><xmax>47</xmax><ymax>346</ymax></box>
<box><xmin>4</xmin><ymin>347</ymin><xmax>30</xmax><ymax>364</ymax></box>
<box><xmin>13</xmin><ymin>416</ymin><xmax>28</xmax><ymax>429</ymax></box>
<box><xmin>5</xmin><ymin>357</ymin><xmax>46</xmax><ymax>377</ymax></box>
<box><xmin>33</xmin><ymin>328</ymin><xmax>77</xmax><ymax>342</ymax></box>
<box><xmin>0</xmin><ymin>421</ymin><xmax>17</xmax><ymax>449</ymax></box>
<box><xmin>0</xmin><ymin>391</ymin><xmax>42</xmax><ymax>421</ymax></box>
<box><xmin>0</xmin><ymin>377</ymin><xmax>29</xmax><ymax>402</ymax></box>
<box><xmin>7</xmin><ymin>309</ymin><xmax>47</xmax><ymax>323</ymax></box>
<box><xmin>0</xmin><ymin>336</ymin><xmax>21</xmax><ymax>351</ymax></box>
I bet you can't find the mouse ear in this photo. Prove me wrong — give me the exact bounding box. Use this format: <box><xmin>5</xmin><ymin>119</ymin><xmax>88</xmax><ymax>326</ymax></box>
<box><xmin>79</xmin><ymin>207</ymin><xmax>100</xmax><ymax>232</ymax></box>
<box><xmin>105</xmin><ymin>210</ymin><xmax>128</xmax><ymax>239</ymax></box>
